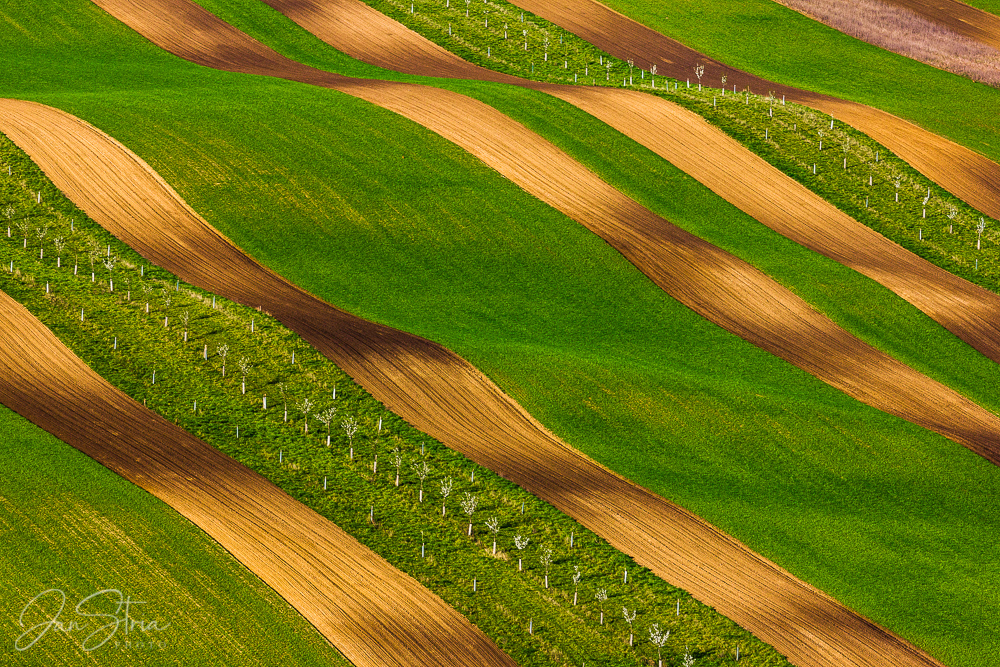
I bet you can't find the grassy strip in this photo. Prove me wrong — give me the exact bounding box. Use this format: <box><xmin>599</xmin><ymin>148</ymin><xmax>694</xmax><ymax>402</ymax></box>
<box><xmin>0</xmin><ymin>135</ymin><xmax>789</xmax><ymax>667</ymax></box>
<box><xmin>589</xmin><ymin>0</ymin><xmax>1000</xmax><ymax>162</ymax></box>
<box><xmin>305</xmin><ymin>0</ymin><xmax>1000</xmax><ymax>292</ymax></box>
<box><xmin>0</xmin><ymin>410</ymin><xmax>352</xmax><ymax>665</ymax></box>
<box><xmin>964</xmin><ymin>0</ymin><xmax>1000</xmax><ymax>13</ymax></box>
<box><xmin>186</xmin><ymin>0</ymin><xmax>1000</xmax><ymax>409</ymax></box>
<box><xmin>5</xmin><ymin>3</ymin><xmax>1000</xmax><ymax>665</ymax></box>
<box><xmin>658</xmin><ymin>86</ymin><xmax>1000</xmax><ymax>287</ymax></box>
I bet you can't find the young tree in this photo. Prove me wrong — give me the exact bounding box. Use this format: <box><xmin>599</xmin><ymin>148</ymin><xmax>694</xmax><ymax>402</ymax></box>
<box><xmin>440</xmin><ymin>476</ymin><xmax>454</xmax><ymax>516</ymax></box>
<box><xmin>412</xmin><ymin>460</ymin><xmax>431</xmax><ymax>501</ymax></box>
<box><xmin>342</xmin><ymin>417</ymin><xmax>359</xmax><ymax>458</ymax></box>
<box><xmin>721</xmin><ymin>73</ymin><xmax>728</xmax><ymax>94</ymax></box>
<box><xmin>571</xmin><ymin>565</ymin><xmax>582</xmax><ymax>605</ymax></box>
<box><xmin>539</xmin><ymin>544</ymin><xmax>553</xmax><ymax>588</ymax></box>
<box><xmin>180</xmin><ymin>310</ymin><xmax>190</xmax><ymax>342</ymax></box>
<box><xmin>649</xmin><ymin>624</ymin><xmax>670</xmax><ymax>667</ymax></box>
<box><xmin>278</xmin><ymin>382</ymin><xmax>288</xmax><ymax>422</ymax></box>
<box><xmin>595</xmin><ymin>589</ymin><xmax>608</xmax><ymax>624</ymax></box>
<box><xmin>142</xmin><ymin>283</ymin><xmax>153</xmax><ymax>313</ymax></box>
<box><xmin>237</xmin><ymin>357</ymin><xmax>252</xmax><ymax>394</ymax></box>
<box><xmin>315</xmin><ymin>406</ymin><xmax>338</xmax><ymax>445</ymax></box>
<box><xmin>297</xmin><ymin>397</ymin><xmax>313</xmax><ymax>433</ymax></box>
<box><xmin>53</xmin><ymin>236</ymin><xmax>65</xmax><ymax>268</ymax></box>
<box><xmin>683</xmin><ymin>649</ymin><xmax>696</xmax><ymax>667</ymax></box>
<box><xmin>461</xmin><ymin>492</ymin><xmax>478</xmax><ymax>536</ymax></box>
<box><xmin>978</xmin><ymin>217</ymin><xmax>986</xmax><ymax>250</ymax></box>
<box><xmin>392</xmin><ymin>446</ymin><xmax>403</xmax><ymax>486</ymax></box>
<box><xmin>622</xmin><ymin>607</ymin><xmax>637</xmax><ymax>646</ymax></box>
<box><xmin>103</xmin><ymin>255</ymin><xmax>116</xmax><ymax>291</ymax></box>
<box><xmin>88</xmin><ymin>246</ymin><xmax>101</xmax><ymax>280</ymax></box>
<box><xmin>485</xmin><ymin>516</ymin><xmax>500</xmax><ymax>555</ymax></box>
<box><xmin>514</xmin><ymin>534</ymin><xmax>529</xmax><ymax>571</ymax></box>
<box><xmin>217</xmin><ymin>344</ymin><xmax>229</xmax><ymax>377</ymax></box>
<box><xmin>16</xmin><ymin>216</ymin><xmax>30</xmax><ymax>247</ymax></box>
<box><xmin>694</xmin><ymin>63</ymin><xmax>704</xmax><ymax>90</ymax></box>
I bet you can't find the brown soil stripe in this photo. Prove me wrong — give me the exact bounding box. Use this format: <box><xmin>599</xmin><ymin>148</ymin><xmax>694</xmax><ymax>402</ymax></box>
<box><xmin>882</xmin><ymin>0</ymin><xmax>1000</xmax><ymax>50</ymax></box>
<box><xmin>505</xmin><ymin>0</ymin><xmax>1000</xmax><ymax>223</ymax></box>
<box><xmin>3</xmin><ymin>28</ymin><xmax>965</xmax><ymax>665</ymax></box>
<box><xmin>0</xmin><ymin>289</ymin><xmax>517</xmax><ymax>667</ymax></box>
<box><xmin>75</xmin><ymin>1</ymin><xmax>1000</xmax><ymax>464</ymax></box>
<box><xmin>0</xmin><ymin>98</ymin><xmax>945</xmax><ymax>667</ymax></box>
<box><xmin>264</xmin><ymin>0</ymin><xmax>1000</xmax><ymax>370</ymax></box>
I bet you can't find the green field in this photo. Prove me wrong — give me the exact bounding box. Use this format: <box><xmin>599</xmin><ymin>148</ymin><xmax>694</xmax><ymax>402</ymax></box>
<box><xmin>0</xmin><ymin>130</ymin><xmax>795</xmax><ymax>665</ymax></box>
<box><xmin>3</xmin><ymin>1</ymin><xmax>1000</xmax><ymax>666</ymax></box>
<box><xmin>590</xmin><ymin>0</ymin><xmax>1000</xmax><ymax>163</ymax></box>
<box><xmin>0</xmin><ymin>405</ymin><xmax>351</xmax><ymax>666</ymax></box>
<box><xmin>964</xmin><ymin>0</ymin><xmax>1000</xmax><ymax>13</ymax></box>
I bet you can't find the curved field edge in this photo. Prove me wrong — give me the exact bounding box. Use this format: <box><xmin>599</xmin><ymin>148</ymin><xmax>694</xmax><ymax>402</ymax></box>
<box><xmin>231</xmin><ymin>0</ymin><xmax>1000</xmax><ymax>413</ymax></box>
<box><xmin>0</xmin><ymin>139</ymin><xmax>794</xmax><ymax>667</ymax></box>
<box><xmin>5</xmin><ymin>2</ymin><xmax>1000</xmax><ymax>664</ymax></box>
<box><xmin>770</xmin><ymin>0</ymin><xmax>1000</xmax><ymax>86</ymax></box>
<box><xmin>538</xmin><ymin>0</ymin><xmax>1000</xmax><ymax>166</ymax></box>
<box><xmin>0</xmin><ymin>404</ymin><xmax>354</xmax><ymax>666</ymax></box>
<box><xmin>0</xmin><ymin>95</ymin><xmax>956</xmax><ymax>667</ymax></box>
<box><xmin>0</xmin><ymin>289</ymin><xmax>518</xmax><ymax>667</ymax></box>
<box><xmin>81</xmin><ymin>0</ymin><xmax>1000</xmax><ymax>467</ymax></box>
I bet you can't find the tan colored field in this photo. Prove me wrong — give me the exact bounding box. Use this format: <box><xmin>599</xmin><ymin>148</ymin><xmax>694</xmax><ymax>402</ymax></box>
<box><xmin>263</xmin><ymin>0</ymin><xmax>1000</xmax><ymax>366</ymax></box>
<box><xmin>505</xmin><ymin>0</ymin><xmax>1000</xmax><ymax>223</ymax></box>
<box><xmin>1</xmin><ymin>10</ymin><xmax>977</xmax><ymax>660</ymax></box>
<box><xmin>865</xmin><ymin>0</ymin><xmax>1000</xmax><ymax>50</ymax></box>
<box><xmin>0</xmin><ymin>291</ymin><xmax>516</xmax><ymax>667</ymax></box>
<box><xmin>773</xmin><ymin>0</ymin><xmax>1000</xmax><ymax>85</ymax></box>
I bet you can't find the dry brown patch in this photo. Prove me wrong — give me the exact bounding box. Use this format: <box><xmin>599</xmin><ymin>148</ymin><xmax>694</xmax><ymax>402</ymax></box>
<box><xmin>883</xmin><ymin>0</ymin><xmax>1000</xmax><ymax>50</ymax></box>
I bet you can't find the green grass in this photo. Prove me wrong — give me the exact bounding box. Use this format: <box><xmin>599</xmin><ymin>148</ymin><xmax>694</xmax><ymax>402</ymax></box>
<box><xmin>0</xmin><ymin>404</ymin><xmax>352</xmax><ymax>666</ymax></box>
<box><xmin>0</xmin><ymin>135</ymin><xmax>789</xmax><ymax>667</ymax></box>
<box><xmin>964</xmin><ymin>0</ymin><xmax>1000</xmax><ymax>13</ymax></box>
<box><xmin>588</xmin><ymin>0</ymin><xmax>1000</xmax><ymax>164</ymax></box>
<box><xmin>3</xmin><ymin>1</ymin><xmax>1000</xmax><ymax>665</ymax></box>
<box><xmin>180</xmin><ymin>0</ymin><xmax>1000</xmax><ymax>410</ymax></box>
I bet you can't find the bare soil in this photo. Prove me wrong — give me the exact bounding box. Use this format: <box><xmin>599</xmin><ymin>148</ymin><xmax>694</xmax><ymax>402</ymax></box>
<box><xmin>504</xmin><ymin>0</ymin><xmax>1000</xmax><ymax>224</ymax></box>
<box><xmin>8</xmin><ymin>1</ymin><xmax>994</xmax><ymax>663</ymax></box>
<box><xmin>883</xmin><ymin>0</ymin><xmax>1000</xmax><ymax>50</ymax></box>
<box><xmin>773</xmin><ymin>0</ymin><xmax>1000</xmax><ymax>86</ymax></box>
<box><xmin>2</xmin><ymin>77</ymin><xmax>954</xmax><ymax>667</ymax></box>
<box><xmin>266</xmin><ymin>0</ymin><xmax>1000</xmax><ymax>368</ymax></box>
<box><xmin>0</xmin><ymin>291</ymin><xmax>516</xmax><ymax>667</ymax></box>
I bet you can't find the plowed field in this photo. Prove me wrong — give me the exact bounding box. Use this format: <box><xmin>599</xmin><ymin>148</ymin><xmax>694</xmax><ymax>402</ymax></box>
<box><xmin>1</xmin><ymin>81</ymin><xmax>959</xmax><ymax>667</ymax></box>
<box><xmin>0</xmin><ymin>290</ymin><xmax>516</xmax><ymax>667</ymax></box>
<box><xmin>504</xmin><ymin>0</ymin><xmax>1000</xmax><ymax>223</ymax></box>
<box><xmin>261</xmin><ymin>0</ymin><xmax>1000</xmax><ymax>370</ymax></box>
<box><xmin>74</xmin><ymin>1</ymin><xmax>1000</xmax><ymax>464</ymax></box>
<box><xmin>885</xmin><ymin>0</ymin><xmax>1000</xmax><ymax>49</ymax></box>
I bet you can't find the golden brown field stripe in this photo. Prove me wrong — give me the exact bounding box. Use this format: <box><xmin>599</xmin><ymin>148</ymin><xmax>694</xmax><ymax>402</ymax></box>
<box><xmin>4</xmin><ymin>24</ymin><xmax>961</xmax><ymax>665</ymax></box>
<box><xmin>0</xmin><ymin>290</ymin><xmax>516</xmax><ymax>667</ymax></box>
<box><xmin>882</xmin><ymin>0</ymin><xmax>1000</xmax><ymax>49</ymax></box>
<box><xmin>503</xmin><ymin>0</ymin><xmax>1000</xmax><ymax>224</ymax></box>
<box><xmin>263</xmin><ymin>0</ymin><xmax>1000</xmax><ymax>374</ymax></box>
